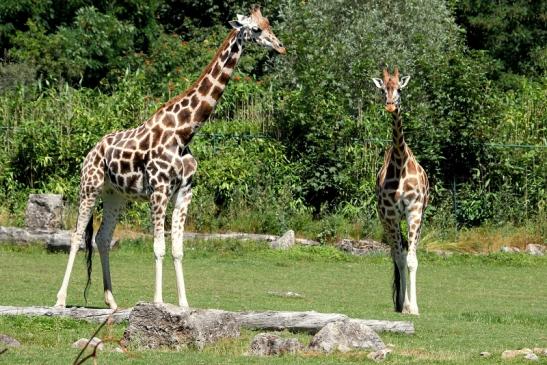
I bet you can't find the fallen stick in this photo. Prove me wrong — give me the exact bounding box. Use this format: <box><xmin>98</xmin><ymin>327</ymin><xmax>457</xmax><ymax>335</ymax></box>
<box><xmin>0</xmin><ymin>306</ymin><xmax>413</xmax><ymax>334</ymax></box>
<box><xmin>235</xmin><ymin>310</ymin><xmax>414</xmax><ymax>334</ymax></box>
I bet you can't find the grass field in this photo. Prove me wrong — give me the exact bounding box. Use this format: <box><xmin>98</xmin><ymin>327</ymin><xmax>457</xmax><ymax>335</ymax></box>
<box><xmin>0</xmin><ymin>239</ymin><xmax>546</xmax><ymax>364</ymax></box>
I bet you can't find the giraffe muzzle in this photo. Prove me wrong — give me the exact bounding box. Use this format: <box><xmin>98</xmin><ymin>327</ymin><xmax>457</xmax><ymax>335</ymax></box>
<box><xmin>275</xmin><ymin>46</ymin><xmax>287</xmax><ymax>55</ymax></box>
<box><xmin>385</xmin><ymin>104</ymin><xmax>396</xmax><ymax>113</ymax></box>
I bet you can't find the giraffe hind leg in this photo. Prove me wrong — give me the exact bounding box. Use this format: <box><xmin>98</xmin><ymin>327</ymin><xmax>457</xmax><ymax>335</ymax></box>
<box><xmin>95</xmin><ymin>192</ymin><xmax>126</xmax><ymax>309</ymax></box>
<box><xmin>382</xmin><ymin>219</ymin><xmax>407</xmax><ymax>313</ymax></box>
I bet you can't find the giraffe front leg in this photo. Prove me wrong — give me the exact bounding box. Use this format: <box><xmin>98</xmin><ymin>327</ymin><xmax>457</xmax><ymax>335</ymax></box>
<box><xmin>171</xmin><ymin>182</ymin><xmax>193</xmax><ymax>308</ymax></box>
<box><xmin>55</xmin><ymin>194</ymin><xmax>97</xmax><ymax>308</ymax></box>
<box><xmin>403</xmin><ymin>210</ymin><xmax>423</xmax><ymax>316</ymax></box>
<box><xmin>151</xmin><ymin>188</ymin><xmax>169</xmax><ymax>304</ymax></box>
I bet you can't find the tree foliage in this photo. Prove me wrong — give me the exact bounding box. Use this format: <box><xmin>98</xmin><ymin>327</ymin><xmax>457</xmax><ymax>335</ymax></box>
<box><xmin>454</xmin><ymin>0</ymin><xmax>547</xmax><ymax>76</ymax></box>
<box><xmin>0</xmin><ymin>0</ymin><xmax>544</xmax><ymax>231</ymax></box>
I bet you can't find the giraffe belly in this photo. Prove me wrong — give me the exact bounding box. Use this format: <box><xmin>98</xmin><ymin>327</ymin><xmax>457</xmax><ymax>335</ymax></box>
<box><xmin>106</xmin><ymin>170</ymin><xmax>149</xmax><ymax>199</ymax></box>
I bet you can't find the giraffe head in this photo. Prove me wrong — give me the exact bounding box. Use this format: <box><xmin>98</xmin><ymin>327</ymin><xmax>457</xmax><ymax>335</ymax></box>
<box><xmin>372</xmin><ymin>66</ymin><xmax>410</xmax><ymax>113</ymax></box>
<box><xmin>229</xmin><ymin>5</ymin><xmax>286</xmax><ymax>54</ymax></box>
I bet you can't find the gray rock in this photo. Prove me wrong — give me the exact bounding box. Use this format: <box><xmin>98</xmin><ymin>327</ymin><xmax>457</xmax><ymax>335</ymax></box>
<box><xmin>122</xmin><ymin>302</ymin><xmax>240</xmax><ymax>350</ymax></box>
<box><xmin>0</xmin><ymin>226</ymin><xmax>117</xmax><ymax>251</ymax></box>
<box><xmin>308</xmin><ymin>320</ymin><xmax>385</xmax><ymax>353</ymax></box>
<box><xmin>270</xmin><ymin>230</ymin><xmax>295</xmax><ymax>250</ymax></box>
<box><xmin>480</xmin><ymin>351</ymin><xmax>492</xmax><ymax>358</ymax></box>
<box><xmin>71</xmin><ymin>337</ymin><xmax>103</xmax><ymax>351</ymax></box>
<box><xmin>525</xmin><ymin>244</ymin><xmax>545</xmax><ymax>256</ymax></box>
<box><xmin>248</xmin><ymin>333</ymin><xmax>303</xmax><ymax>356</ymax></box>
<box><xmin>524</xmin><ymin>353</ymin><xmax>539</xmax><ymax>361</ymax></box>
<box><xmin>0</xmin><ymin>334</ymin><xmax>21</xmax><ymax>347</ymax></box>
<box><xmin>25</xmin><ymin>194</ymin><xmax>64</xmax><ymax>230</ymax></box>
<box><xmin>336</xmin><ymin>239</ymin><xmax>389</xmax><ymax>256</ymax></box>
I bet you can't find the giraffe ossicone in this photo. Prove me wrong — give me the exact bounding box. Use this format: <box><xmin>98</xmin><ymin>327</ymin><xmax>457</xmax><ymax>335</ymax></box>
<box><xmin>372</xmin><ymin>66</ymin><xmax>429</xmax><ymax>316</ymax></box>
<box><xmin>54</xmin><ymin>5</ymin><xmax>285</xmax><ymax>310</ymax></box>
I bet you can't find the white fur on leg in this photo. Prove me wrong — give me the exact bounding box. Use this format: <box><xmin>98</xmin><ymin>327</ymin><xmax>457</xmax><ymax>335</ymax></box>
<box><xmin>171</xmin><ymin>185</ymin><xmax>192</xmax><ymax>308</ymax></box>
<box><xmin>55</xmin><ymin>204</ymin><xmax>94</xmax><ymax>308</ymax></box>
<box><xmin>404</xmin><ymin>251</ymin><xmax>419</xmax><ymax>315</ymax></box>
<box><xmin>55</xmin><ymin>241</ymin><xmax>79</xmax><ymax>308</ymax></box>
<box><xmin>104</xmin><ymin>290</ymin><xmax>118</xmax><ymax>310</ymax></box>
<box><xmin>153</xmin><ymin>235</ymin><xmax>165</xmax><ymax>304</ymax></box>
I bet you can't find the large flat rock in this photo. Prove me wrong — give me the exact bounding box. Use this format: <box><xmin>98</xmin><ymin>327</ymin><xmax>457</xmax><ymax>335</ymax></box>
<box><xmin>122</xmin><ymin>302</ymin><xmax>240</xmax><ymax>350</ymax></box>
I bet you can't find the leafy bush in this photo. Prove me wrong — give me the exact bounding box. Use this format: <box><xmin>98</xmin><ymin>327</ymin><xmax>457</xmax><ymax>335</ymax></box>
<box><xmin>11</xmin><ymin>7</ymin><xmax>138</xmax><ymax>86</ymax></box>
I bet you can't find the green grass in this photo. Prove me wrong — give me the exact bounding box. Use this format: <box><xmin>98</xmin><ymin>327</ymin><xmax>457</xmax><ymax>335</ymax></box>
<box><xmin>0</xmin><ymin>239</ymin><xmax>546</xmax><ymax>364</ymax></box>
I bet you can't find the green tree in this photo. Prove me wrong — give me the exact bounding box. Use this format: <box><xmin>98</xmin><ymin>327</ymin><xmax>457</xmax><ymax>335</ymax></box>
<box><xmin>11</xmin><ymin>7</ymin><xmax>137</xmax><ymax>86</ymax></box>
<box><xmin>455</xmin><ymin>0</ymin><xmax>547</xmax><ymax>75</ymax></box>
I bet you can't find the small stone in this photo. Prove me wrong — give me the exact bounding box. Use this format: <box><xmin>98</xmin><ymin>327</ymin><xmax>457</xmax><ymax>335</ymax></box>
<box><xmin>0</xmin><ymin>334</ymin><xmax>21</xmax><ymax>348</ymax></box>
<box><xmin>524</xmin><ymin>353</ymin><xmax>539</xmax><ymax>361</ymax></box>
<box><xmin>367</xmin><ymin>348</ymin><xmax>392</xmax><ymax>362</ymax></box>
<box><xmin>248</xmin><ymin>333</ymin><xmax>303</xmax><ymax>356</ymax></box>
<box><xmin>309</xmin><ymin>320</ymin><xmax>385</xmax><ymax>353</ymax></box>
<box><xmin>270</xmin><ymin>230</ymin><xmax>295</xmax><ymax>250</ymax></box>
<box><xmin>72</xmin><ymin>337</ymin><xmax>103</xmax><ymax>351</ymax></box>
<box><xmin>526</xmin><ymin>244</ymin><xmax>545</xmax><ymax>256</ymax></box>
<box><xmin>113</xmin><ymin>347</ymin><xmax>125</xmax><ymax>353</ymax></box>
<box><xmin>500</xmin><ymin>246</ymin><xmax>511</xmax><ymax>253</ymax></box>
<box><xmin>480</xmin><ymin>351</ymin><xmax>491</xmax><ymax>358</ymax></box>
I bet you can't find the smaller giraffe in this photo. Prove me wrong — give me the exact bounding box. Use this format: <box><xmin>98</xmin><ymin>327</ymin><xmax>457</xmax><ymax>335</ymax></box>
<box><xmin>372</xmin><ymin>66</ymin><xmax>429</xmax><ymax>315</ymax></box>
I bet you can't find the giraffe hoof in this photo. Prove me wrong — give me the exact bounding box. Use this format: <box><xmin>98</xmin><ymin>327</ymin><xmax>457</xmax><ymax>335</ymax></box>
<box><xmin>402</xmin><ymin>307</ymin><xmax>420</xmax><ymax>316</ymax></box>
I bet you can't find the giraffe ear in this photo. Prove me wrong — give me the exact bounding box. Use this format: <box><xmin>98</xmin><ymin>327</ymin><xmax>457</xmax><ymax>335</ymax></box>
<box><xmin>399</xmin><ymin>76</ymin><xmax>410</xmax><ymax>89</ymax></box>
<box><xmin>229</xmin><ymin>20</ymin><xmax>243</xmax><ymax>29</ymax></box>
<box><xmin>229</xmin><ymin>14</ymin><xmax>251</xmax><ymax>29</ymax></box>
<box><xmin>372</xmin><ymin>78</ymin><xmax>384</xmax><ymax>89</ymax></box>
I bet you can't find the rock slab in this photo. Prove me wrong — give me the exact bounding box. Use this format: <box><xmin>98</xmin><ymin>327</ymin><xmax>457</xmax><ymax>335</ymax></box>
<box><xmin>248</xmin><ymin>333</ymin><xmax>303</xmax><ymax>356</ymax></box>
<box><xmin>525</xmin><ymin>244</ymin><xmax>545</xmax><ymax>256</ymax></box>
<box><xmin>270</xmin><ymin>230</ymin><xmax>295</xmax><ymax>250</ymax></box>
<box><xmin>122</xmin><ymin>302</ymin><xmax>240</xmax><ymax>350</ymax></box>
<box><xmin>308</xmin><ymin>320</ymin><xmax>385</xmax><ymax>353</ymax></box>
<box><xmin>25</xmin><ymin>194</ymin><xmax>64</xmax><ymax>230</ymax></box>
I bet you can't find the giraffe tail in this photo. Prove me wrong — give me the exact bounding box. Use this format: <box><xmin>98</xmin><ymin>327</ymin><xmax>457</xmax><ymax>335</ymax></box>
<box><xmin>392</xmin><ymin>259</ymin><xmax>404</xmax><ymax>313</ymax></box>
<box><xmin>83</xmin><ymin>213</ymin><xmax>94</xmax><ymax>304</ymax></box>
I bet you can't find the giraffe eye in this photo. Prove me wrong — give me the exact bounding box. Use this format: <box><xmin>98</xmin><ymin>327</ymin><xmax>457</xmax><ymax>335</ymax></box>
<box><xmin>251</xmin><ymin>26</ymin><xmax>261</xmax><ymax>33</ymax></box>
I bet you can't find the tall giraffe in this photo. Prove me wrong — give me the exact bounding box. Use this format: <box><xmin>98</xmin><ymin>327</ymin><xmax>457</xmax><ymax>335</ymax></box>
<box><xmin>372</xmin><ymin>67</ymin><xmax>429</xmax><ymax>315</ymax></box>
<box><xmin>54</xmin><ymin>6</ymin><xmax>285</xmax><ymax>310</ymax></box>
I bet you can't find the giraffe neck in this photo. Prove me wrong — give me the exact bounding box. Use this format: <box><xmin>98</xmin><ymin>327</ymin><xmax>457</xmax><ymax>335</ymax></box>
<box><xmin>151</xmin><ymin>29</ymin><xmax>244</xmax><ymax>134</ymax></box>
<box><xmin>189</xmin><ymin>29</ymin><xmax>244</xmax><ymax>117</ymax></box>
<box><xmin>391</xmin><ymin>106</ymin><xmax>407</xmax><ymax>161</ymax></box>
